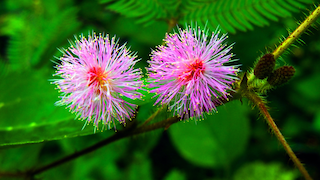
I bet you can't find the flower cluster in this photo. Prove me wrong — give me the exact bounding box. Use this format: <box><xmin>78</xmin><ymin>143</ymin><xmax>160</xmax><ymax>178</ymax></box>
<box><xmin>53</xmin><ymin>26</ymin><xmax>240</xmax><ymax>129</ymax></box>
<box><xmin>53</xmin><ymin>33</ymin><xmax>142</xmax><ymax>129</ymax></box>
<box><xmin>147</xmin><ymin>26</ymin><xmax>239</xmax><ymax>119</ymax></box>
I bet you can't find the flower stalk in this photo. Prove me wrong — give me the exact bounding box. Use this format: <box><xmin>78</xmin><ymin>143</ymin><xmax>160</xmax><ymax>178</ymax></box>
<box><xmin>237</xmin><ymin>71</ymin><xmax>311</xmax><ymax>179</ymax></box>
<box><xmin>244</xmin><ymin>89</ymin><xmax>313</xmax><ymax>180</ymax></box>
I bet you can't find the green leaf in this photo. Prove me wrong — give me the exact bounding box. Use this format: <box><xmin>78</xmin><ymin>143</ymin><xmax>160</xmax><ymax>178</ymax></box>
<box><xmin>216</xmin><ymin>12</ymin><xmax>236</xmax><ymax>34</ymax></box>
<box><xmin>109</xmin><ymin>17</ymin><xmax>167</xmax><ymax>46</ymax></box>
<box><xmin>238</xmin><ymin>1</ymin><xmax>262</xmax><ymax>27</ymax></box>
<box><xmin>295</xmin><ymin>72</ymin><xmax>320</xmax><ymax>100</ymax></box>
<box><xmin>179</xmin><ymin>0</ymin><xmax>313</xmax><ymax>33</ymax></box>
<box><xmin>223</xmin><ymin>9</ymin><xmax>247</xmax><ymax>32</ymax></box>
<box><xmin>245</xmin><ymin>3</ymin><xmax>269</xmax><ymax>26</ymax></box>
<box><xmin>101</xmin><ymin>0</ymin><xmax>178</xmax><ymax>25</ymax></box>
<box><xmin>313</xmin><ymin>111</ymin><xmax>320</xmax><ymax>133</ymax></box>
<box><xmin>122</xmin><ymin>78</ymin><xmax>158</xmax><ymax>106</ymax></box>
<box><xmin>233</xmin><ymin>161</ymin><xmax>299</xmax><ymax>180</ymax></box>
<box><xmin>231</xmin><ymin>9</ymin><xmax>254</xmax><ymax>31</ymax></box>
<box><xmin>0</xmin><ymin>68</ymin><xmax>107</xmax><ymax>147</ymax></box>
<box><xmin>125</xmin><ymin>152</ymin><xmax>153</xmax><ymax>180</ymax></box>
<box><xmin>287</xmin><ymin>0</ymin><xmax>311</xmax><ymax>9</ymax></box>
<box><xmin>168</xmin><ymin>100</ymin><xmax>250</xmax><ymax>167</ymax></box>
<box><xmin>40</xmin><ymin>137</ymin><xmax>128</xmax><ymax>180</ymax></box>
<box><xmin>102</xmin><ymin>0</ymin><xmax>312</xmax><ymax>34</ymax></box>
<box><xmin>0</xmin><ymin>144</ymin><xmax>43</xmax><ymax>171</ymax></box>
<box><xmin>289</xmin><ymin>71</ymin><xmax>320</xmax><ymax>114</ymax></box>
<box><xmin>164</xmin><ymin>169</ymin><xmax>186</xmax><ymax>180</ymax></box>
<box><xmin>41</xmin><ymin>137</ymin><xmax>154</xmax><ymax>180</ymax></box>
<box><xmin>6</xmin><ymin>1</ymin><xmax>80</xmax><ymax>71</ymax></box>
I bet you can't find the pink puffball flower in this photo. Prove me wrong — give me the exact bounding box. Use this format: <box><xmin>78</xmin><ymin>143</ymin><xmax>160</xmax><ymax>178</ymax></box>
<box><xmin>147</xmin><ymin>26</ymin><xmax>240</xmax><ymax>120</ymax></box>
<box><xmin>53</xmin><ymin>32</ymin><xmax>142</xmax><ymax>129</ymax></box>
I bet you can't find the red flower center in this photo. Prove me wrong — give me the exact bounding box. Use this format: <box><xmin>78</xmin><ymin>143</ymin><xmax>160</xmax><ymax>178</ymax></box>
<box><xmin>87</xmin><ymin>66</ymin><xmax>109</xmax><ymax>89</ymax></box>
<box><xmin>179</xmin><ymin>59</ymin><xmax>205</xmax><ymax>82</ymax></box>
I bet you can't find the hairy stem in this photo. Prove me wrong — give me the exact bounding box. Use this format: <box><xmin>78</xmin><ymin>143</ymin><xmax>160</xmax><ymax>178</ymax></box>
<box><xmin>272</xmin><ymin>5</ymin><xmax>320</xmax><ymax>59</ymax></box>
<box><xmin>245</xmin><ymin>91</ymin><xmax>313</xmax><ymax>180</ymax></box>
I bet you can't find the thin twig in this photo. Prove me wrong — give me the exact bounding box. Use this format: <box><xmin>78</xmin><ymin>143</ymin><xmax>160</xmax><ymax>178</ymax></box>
<box><xmin>26</xmin><ymin>116</ymin><xmax>180</xmax><ymax>177</ymax></box>
<box><xmin>141</xmin><ymin>107</ymin><xmax>165</xmax><ymax>126</ymax></box>
<box><xmin>29</xmin><ymin>132</ymin><xmax>126</xmax><ymax>176</ymax></box>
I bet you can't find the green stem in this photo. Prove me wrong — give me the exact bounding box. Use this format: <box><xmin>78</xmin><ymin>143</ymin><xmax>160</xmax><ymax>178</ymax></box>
<box><xmin>272</xmin><ymin>5</ymin><xmax>320</xmax><ymax>59</ymax></box>
<box><xmin>245</xmin><ymin>90</ymin><xmax>313</xmax><ymax>180</ymax></box>
<box><xmin>141</xmin><ymin>107</ymin><xmax>165</xmax><ymax>126</ymax></box>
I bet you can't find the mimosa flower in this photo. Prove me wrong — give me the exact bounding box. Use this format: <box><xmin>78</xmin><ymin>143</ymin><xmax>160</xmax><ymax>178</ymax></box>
<box><xmin>53</xmin><ymin>33</ymin><xmax>142</xmax><ymax>129</ymax></box>
<box><xmin>147</xmin><ymin>26</ymin><xmax>239</xmax><ymax>119</ymax></box>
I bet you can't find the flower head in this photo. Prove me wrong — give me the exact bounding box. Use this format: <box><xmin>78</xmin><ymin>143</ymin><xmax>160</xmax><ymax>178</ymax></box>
<box><xmin>147</xmin><ymin>26</ymin><xmax>239</xmax><ymax>119</ymax></box>
<box><xmin>53</xmin><ymin>32</ymin><xmax>142</xmax><ymax>129</ymax></box>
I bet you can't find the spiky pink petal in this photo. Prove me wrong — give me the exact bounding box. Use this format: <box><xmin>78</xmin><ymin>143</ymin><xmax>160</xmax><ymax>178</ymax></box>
<box><xmin>147</xmin><ymin>26</ymin><xmax>240</xmax><ymax>119</ymax></box>
<box><xmin>53</xmin><ymin>33</ymin><xmax>142</xmax><ymax>129</ymax></box>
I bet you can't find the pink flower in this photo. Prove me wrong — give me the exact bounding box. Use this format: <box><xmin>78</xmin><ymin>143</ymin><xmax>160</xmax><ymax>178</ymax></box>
<box><xmin>147</xmin><ymin>26</ymin><xmax>239</xmax><ymax>119</ymax></box>
<box><xmin>53</xmin><ymin>33</ymin><xmax>142</xmax><ymax>129</ymax></box>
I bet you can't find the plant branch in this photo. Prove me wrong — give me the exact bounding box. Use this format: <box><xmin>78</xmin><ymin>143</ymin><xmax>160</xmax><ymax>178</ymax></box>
<box><xmin>29</xmin><ymin>130</ymin><xmax>127</xmax><ymax>176</ymax></box>
<box><xmin>272</xmin><ymin>5</ymin><xmax>320</xmax><ymax>59</ymax></box>
<box><xmin>25</xmin><ymin>116</ymin><xmax>180</xmax><ymax>177</ymax></box>
<box><xmin>2</xmin><ymin>93</ymin><xmax>233</xmax><ymax>178</ymax></box>
<box><xmin>244</xmin><ymin>90</ymin><xmax>313</xmax><ymax>180</ymax></box>
<box><xmin>141</xmin><ymin>107</ymin><xmax>165</xmax><ymax>126</ymax></box>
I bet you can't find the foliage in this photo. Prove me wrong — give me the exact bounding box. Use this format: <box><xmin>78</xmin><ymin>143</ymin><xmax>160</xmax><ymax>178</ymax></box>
<box><xmin>233</xmin><ymin>161</ymin><xmax>299</xmax><ymax>180</ymax></box>
<box><xmin>169</xmin><ymin>101</ymin><xmax>250</xmax><ymax>168</ymax></box>
<box><xmin>0</xmin><ymin>0</ymin><xmax>320</xmax><ymax>179</ymax></box>
<box><xmin>0</xmin><ymin>69</ymin><xmax>102</xmax><ymax>147</ymax></box>
<box><xmin>101</xmin><ymin>0</ymin><xmax>314</xmax><ymax>33</ymax></box>
<box><xmin>5</xmin><ymin>0</ymin><xmax>80</xmax><ymax>71</ymax></box>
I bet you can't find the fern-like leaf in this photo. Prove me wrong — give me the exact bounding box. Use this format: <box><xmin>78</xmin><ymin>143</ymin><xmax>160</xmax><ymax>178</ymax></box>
<box><xmin>102</xmin><ymin>0</ymin><xmax>314</xmax><ymax>34</ymax></box>
<box><xmin>180</xmin><ymin>0</ymin><xmax>314</xmax><ymax>33</ymax></box>
<box><xmin>101</xmin><ymin>0</ymin><xmax>180</xmax><ymax>25</ymax></box>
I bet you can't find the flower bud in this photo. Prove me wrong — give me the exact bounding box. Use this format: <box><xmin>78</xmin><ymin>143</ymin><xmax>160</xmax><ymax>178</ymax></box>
<box><xmin>267</xmin><ymin>66</ymin><xmax>295</xmax><ymax>87</ymax></box>
<box><xmin>254</xmin><ymin>53</ymin><xmax>276</xmax><ymax>79</ymax></box>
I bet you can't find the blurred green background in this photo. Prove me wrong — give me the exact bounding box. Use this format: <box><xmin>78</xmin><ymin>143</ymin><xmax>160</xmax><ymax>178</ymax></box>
<box><xmin>0</xmin><ymin>0</ymin><xmax>320</xmax><ymax>179</ymax></box>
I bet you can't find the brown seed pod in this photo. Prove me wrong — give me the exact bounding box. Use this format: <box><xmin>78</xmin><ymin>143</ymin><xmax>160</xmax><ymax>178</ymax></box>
<box><xmin>267</xmin><ymin>66</ymin><xmax>296</xmax><ymax>87</ymax></box>
<box><xmin>254</xmin><ymin>53</ymin><xmax>276</xmax><ymax>79</ymax></box>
